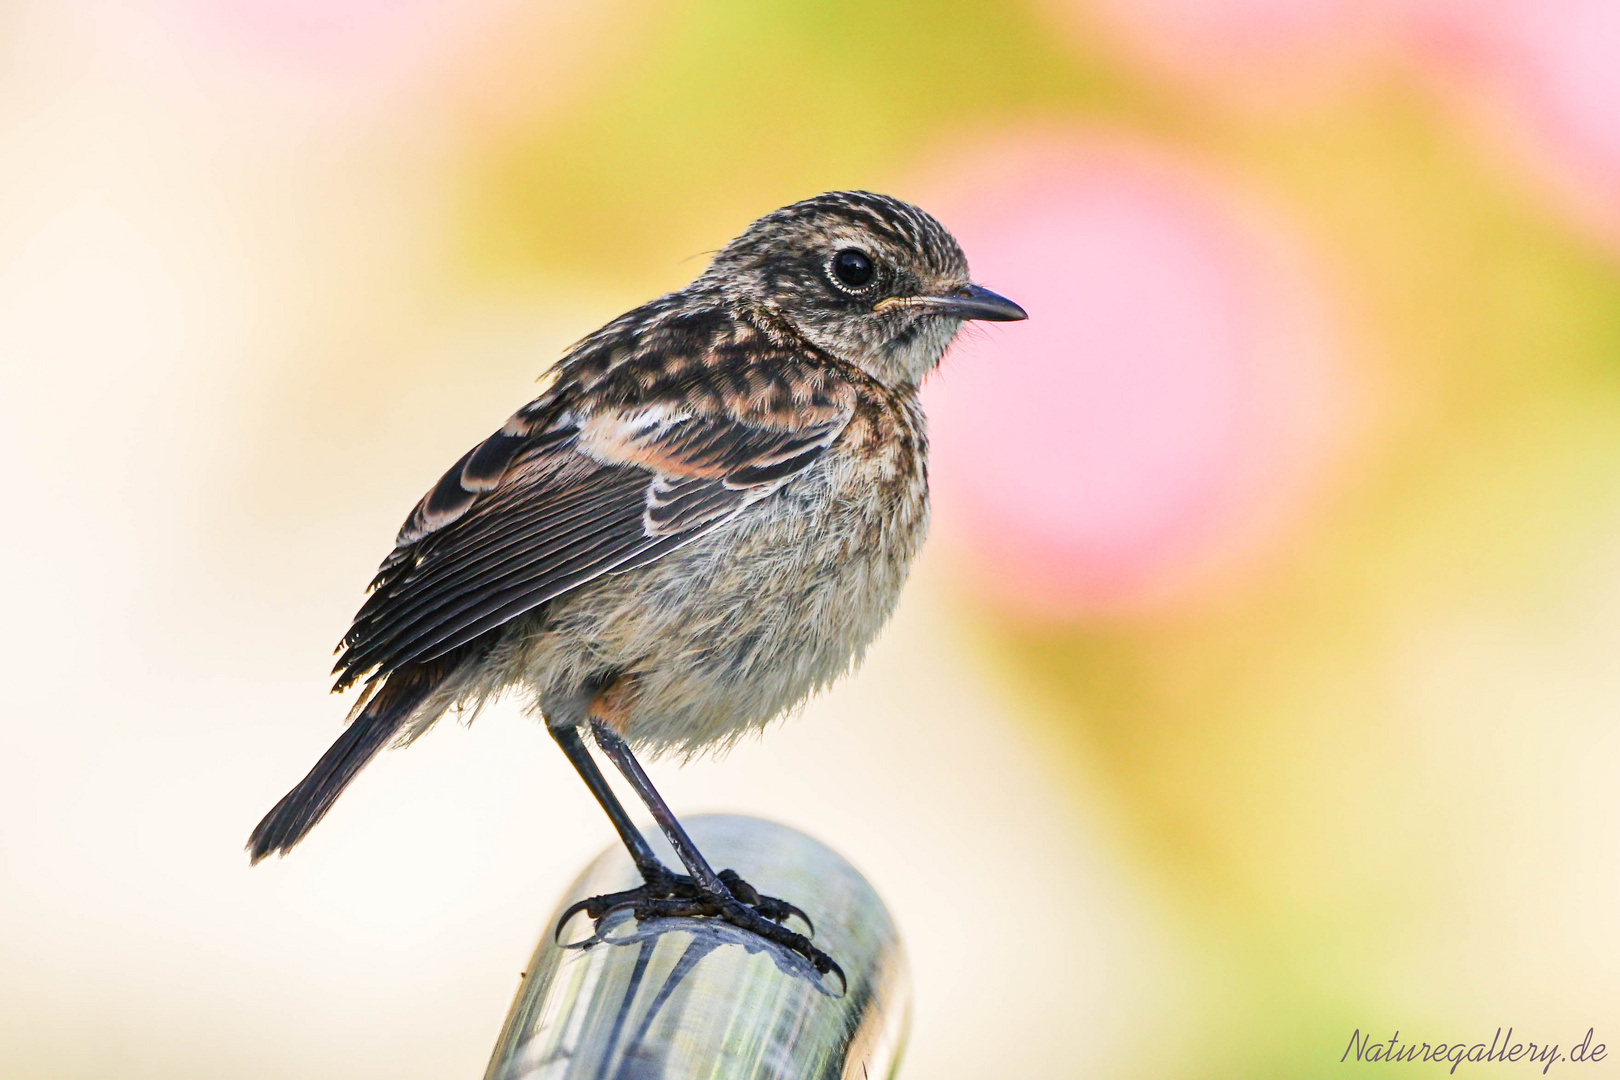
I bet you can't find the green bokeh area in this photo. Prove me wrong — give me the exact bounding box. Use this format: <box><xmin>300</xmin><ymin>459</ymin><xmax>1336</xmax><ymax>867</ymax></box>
<box><xmin>462</xmin><ymin>0</ymin><xmax>1137</xmax><ymax>288</ymax></box>
<box><xmin>460</xmin><ymin>3</ymin><xmax>1620</xmax><ymax>1077</ymax></box>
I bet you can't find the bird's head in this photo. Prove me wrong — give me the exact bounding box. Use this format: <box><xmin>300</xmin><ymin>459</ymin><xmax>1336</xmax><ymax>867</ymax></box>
<box><xmin>700</xmin><ymin>190</ymin><xmax>1026</xmax><ymax>390</ymax></box>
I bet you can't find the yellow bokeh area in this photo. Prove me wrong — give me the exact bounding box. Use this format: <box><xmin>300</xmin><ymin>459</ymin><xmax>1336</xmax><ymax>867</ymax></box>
<box><xmin>4</xmin><ymin>1</ymin><xmax>1620</xmax><ymax>1078</ymax></box>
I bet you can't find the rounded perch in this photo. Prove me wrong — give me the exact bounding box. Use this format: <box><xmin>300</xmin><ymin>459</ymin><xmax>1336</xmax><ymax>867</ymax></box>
<box><xmin>485</xmin><ymin>814</ymin><xmax>910</xmax><ymax>1080</ymax></box>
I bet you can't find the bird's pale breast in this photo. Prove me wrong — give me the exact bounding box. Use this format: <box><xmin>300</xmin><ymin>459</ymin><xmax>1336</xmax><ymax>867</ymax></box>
<box><xmin>506</xmin><ymin>389</ymin><xmax>929</xmax><ymax>756</ymax></box>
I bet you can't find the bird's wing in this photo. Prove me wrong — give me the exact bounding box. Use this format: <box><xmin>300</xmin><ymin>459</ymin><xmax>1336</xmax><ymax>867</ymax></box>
<box><xmin>332</xmin><ymin>361</ymin><xmax>854</xmax><ymax>691</ymax></box>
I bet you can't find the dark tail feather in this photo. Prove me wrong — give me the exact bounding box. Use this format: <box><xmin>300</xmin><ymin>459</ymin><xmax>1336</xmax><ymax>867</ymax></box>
<box><xmin>247</xmin><ymin>662</ymin><xmax>449</xmax><ymax>864</ymax></box>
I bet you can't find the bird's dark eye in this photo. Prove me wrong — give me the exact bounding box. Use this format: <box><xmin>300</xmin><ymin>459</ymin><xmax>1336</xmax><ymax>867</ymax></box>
<box><xmin>831</xmin><ymin>248</ymin><xmax>875</xmax><ymax>290</ymax></box>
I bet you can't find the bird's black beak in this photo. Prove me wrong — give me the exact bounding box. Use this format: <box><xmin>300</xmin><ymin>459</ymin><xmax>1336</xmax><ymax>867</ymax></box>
<box><xmin>887</xmin><ymin>283</ymin><xmax>1027</xmax><ymax>322</ymax></box>
<box><xmin>946</xmin><ymin>283</ymin><xmax>1027</xmax><ymax>322</ymax></box>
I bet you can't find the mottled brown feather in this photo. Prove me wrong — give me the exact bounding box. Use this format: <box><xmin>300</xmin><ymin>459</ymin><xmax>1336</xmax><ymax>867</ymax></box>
<box><xmin>332</xmin><ymin>303</ymin><xmax>856</xmax><ymax>692</ymax></box>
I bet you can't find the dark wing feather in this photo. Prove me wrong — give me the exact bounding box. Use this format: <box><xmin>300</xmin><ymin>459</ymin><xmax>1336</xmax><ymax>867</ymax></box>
<box><xmin>332</xmin><ymin>387</ymin><xmax>851</xmax><ymax>691</ymax></box>
<box><xmin>338</xmin><ymin>458</ymin><xmax>655</xmax><ymax>680</ymax></box>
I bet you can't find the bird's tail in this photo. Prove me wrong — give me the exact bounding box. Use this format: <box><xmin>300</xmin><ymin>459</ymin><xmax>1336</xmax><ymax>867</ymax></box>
<box><xmin>247</xmin><ymin>661</ymin><xmax>450</xmax><ymax>864</ymax></box>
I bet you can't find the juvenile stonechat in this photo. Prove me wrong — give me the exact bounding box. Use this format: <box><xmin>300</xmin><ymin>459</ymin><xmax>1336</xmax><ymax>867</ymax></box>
<box><xmin>249</xmin><ymin>191</ymin><xmax>1027</xmax><ymax>981</ymax></box>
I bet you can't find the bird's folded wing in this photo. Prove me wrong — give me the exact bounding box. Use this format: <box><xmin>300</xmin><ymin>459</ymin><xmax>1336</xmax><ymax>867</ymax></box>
<box><xmin>332</xmin><ymin>387</ymin><xmax>853</xmax><ymax>690</ymax></box>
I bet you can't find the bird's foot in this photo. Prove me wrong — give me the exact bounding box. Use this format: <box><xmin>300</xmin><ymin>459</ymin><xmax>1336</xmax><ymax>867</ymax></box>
<box><xmin>556</xmin><ymin>866</ymin><xmax>812</xmax><ymax>936</ymax></box>
<box><xmin>555</xmin><ymin>865</ymin><xmax>841</xmax><ymax>990</ymax></box>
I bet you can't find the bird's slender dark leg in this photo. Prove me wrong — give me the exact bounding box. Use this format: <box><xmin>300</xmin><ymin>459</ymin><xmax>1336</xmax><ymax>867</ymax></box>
<box><xmin>588</xmin><ymin>720</ymin><xmax>840</xmax><ymax>985</ymax></box>
<box><xmin>551</xmin><ymin>720</ymin><xmax>789</xmax><ymax>935</ymax></box>
<box><xmin>587</xmin><ymin>721</ymin><xmax>728</xmax><ymax>893</ymax></box>
<box><xmin>549</xmin><ymin>721</ymin><xmax>703</xmax><ymax>937</ymax></box>
<box><xmin>547</xmin><ymin>722</ymin><xmax>663</xmax><ymax>878</ymax></box>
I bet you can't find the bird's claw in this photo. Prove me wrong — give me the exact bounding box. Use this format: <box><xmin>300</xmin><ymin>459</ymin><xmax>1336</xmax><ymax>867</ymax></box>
<box><xmin>715</xmin><ymin>868</ymin><xmax>815</xmax><ymax>935</ymax></box>
<box><xmin>621</xmin><ymin>892</ymin><xmax>844</xmax><ymax>992</ymax></box>
<box><xmin>553</xmin><ymin>865</ymin><xmax>840</xmax><ymax>990</ymax></box>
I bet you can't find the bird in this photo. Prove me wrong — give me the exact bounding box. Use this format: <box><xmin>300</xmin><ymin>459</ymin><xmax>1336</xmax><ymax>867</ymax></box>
<box><xmin>247</xmin><ymin>190</ymin><xmax>1026</xmax><ymax>982</ymax></box>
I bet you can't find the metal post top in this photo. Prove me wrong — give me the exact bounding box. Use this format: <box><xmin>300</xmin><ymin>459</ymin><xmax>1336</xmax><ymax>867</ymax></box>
<box><xmin>486</xmin><ymin>814</ymin><xmax>910</xmax><ymax>1080</ymax></box>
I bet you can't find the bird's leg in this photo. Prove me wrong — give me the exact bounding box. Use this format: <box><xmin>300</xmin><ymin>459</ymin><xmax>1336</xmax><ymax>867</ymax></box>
<box><xmin>586</xmin><ymin>719</ymin><xmax>840</xmax><ymax>985</ymax></box>
<box><xmin>548</xmin><ymin>721</ymin><xmax>703</xmax><ymax>933</ymax></box>
<box><xmin>589</xmin><ymin>720</ymin><xmax>727</xmax><ymax>892</ymax></box>
<box><xmin>549</xmin><ymin>720</ymin><xmax>789</xmax><ymax>938</ymax></box>
<box><xmin>586</xmin><ymin>719</ymin><xmax>808</xmax><ymax>925</ymax></box>
<box><xmin>548</xmin><ymin>721</ymin><xmax>665</xmax><ymax>880</ymax></box>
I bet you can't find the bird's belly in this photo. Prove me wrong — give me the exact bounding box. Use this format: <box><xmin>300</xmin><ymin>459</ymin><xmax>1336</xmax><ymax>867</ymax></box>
<box><xmin>516</xmin><ymin>463</ymin><xmax>928</xmax><ymax>756</ymax></box>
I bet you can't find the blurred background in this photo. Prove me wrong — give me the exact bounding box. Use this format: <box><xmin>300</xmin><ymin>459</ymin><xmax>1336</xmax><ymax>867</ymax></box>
<box><xmin>3</xmin><ymin>0</ymin><xmax>1619</xmax><ymax>1076</ymax></box>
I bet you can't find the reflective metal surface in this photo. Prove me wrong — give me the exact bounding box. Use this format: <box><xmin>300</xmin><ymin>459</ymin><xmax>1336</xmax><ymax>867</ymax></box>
<box><xmin>485</xmin><ymin>815</ymin><xmax>909</xmax><ymax>1080</ymax></box>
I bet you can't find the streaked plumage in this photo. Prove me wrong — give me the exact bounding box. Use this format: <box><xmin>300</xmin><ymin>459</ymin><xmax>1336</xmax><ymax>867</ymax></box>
<box><xmin>248</xmin><ymin>190</ymin><xmax>1025</xmax><ymax>978</ymax></box>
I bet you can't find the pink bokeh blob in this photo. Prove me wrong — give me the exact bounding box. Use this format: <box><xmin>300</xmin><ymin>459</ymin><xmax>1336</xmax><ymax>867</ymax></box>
<box><xmin>203</xmin><ymin>0</ymin><xmax>453</xmax><ymax>65</ymax></box>
<box><xmin>1052</xmin><ymin>0</ymin><xmax>1620</xmax><ymax>254</ymax></box>
<box><xmin>86</xmin><ymin>0</ymin><xmax>596</xmax><ymax>119</ymax></box>
<box><xmin>1415</xmin><ymin>0</ymin><xmax>1620</xmax><ymax>252</ymax></box>
<box><xmin>921</xmin><ymin>137</ymin><xmax>1344</xmax><ymax>617</ymax></box>
<box><xmin>1064</xmin><ymin>0</ymin><xmax>1400</xmax><ymax>108</ymax></box>
<box><xmin>194</xmin><ymin>0</ymin><xmax>545</xmax><ymax>73</ymax></box>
